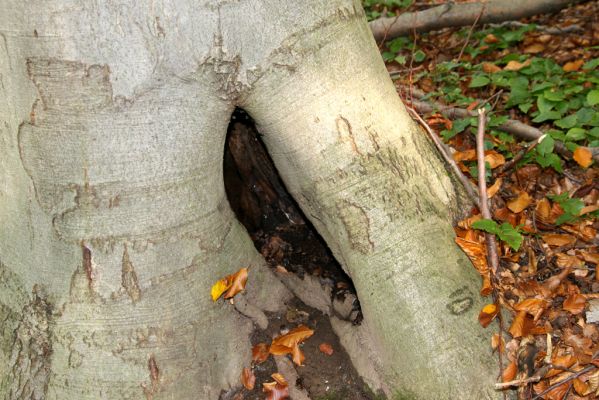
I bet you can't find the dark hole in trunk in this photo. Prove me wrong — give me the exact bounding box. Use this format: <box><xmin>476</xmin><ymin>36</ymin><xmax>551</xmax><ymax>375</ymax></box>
<box><xmin>223</xmin><ymin>108</ymin><xmax>360</xmax><ymax>309</ymax></box>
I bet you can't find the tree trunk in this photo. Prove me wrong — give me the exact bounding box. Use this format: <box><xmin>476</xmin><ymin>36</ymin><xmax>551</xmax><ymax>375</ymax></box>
<box><xmin>1</xmin><ymin>1</ymin><xmax>499</xmax><ymax>399</ymax></box>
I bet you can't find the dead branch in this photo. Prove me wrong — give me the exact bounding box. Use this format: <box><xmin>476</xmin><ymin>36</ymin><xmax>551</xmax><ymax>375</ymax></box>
<box><xmin>403</xmin><ymin>89</ymin><xmax>599</xmax><ymax>163</ymax></box>
<box><xmin>369</xmin><ymin>0</ymin><xmax>583</xmax><ymax>43</ymax></box>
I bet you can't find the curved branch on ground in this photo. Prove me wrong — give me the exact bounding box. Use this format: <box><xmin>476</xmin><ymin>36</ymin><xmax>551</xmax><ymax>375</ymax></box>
<box><xmin>403</xmin><ymin>88</ymin><xmax>599</xmax><ymax>162</ymax></box>
<box><xmin>369</xmin><ymin>0</ymin><xmax>583</xmax><ymax>43</ymax></box>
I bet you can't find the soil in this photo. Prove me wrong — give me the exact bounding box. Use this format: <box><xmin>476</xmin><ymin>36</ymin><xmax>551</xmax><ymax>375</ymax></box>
<box><xmin>222</xmin><ymin>109</ymin><xmax>377</xmax><ymax>400</ymax></box>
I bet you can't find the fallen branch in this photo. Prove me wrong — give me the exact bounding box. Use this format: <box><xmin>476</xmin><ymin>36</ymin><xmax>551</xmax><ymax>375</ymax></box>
<box><xmin>369</xmin><ymin>0</ymin><xmax>583</xmax><ymax>43</ymax></box>
<box><xmin>402</xmin><ymin>89</ymin><xmax>599</xmax><ymax>163</ymax></box>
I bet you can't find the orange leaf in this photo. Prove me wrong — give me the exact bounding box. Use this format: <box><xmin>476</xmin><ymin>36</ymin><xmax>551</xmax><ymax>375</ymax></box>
<box><xmin>546</xmin><ymin>354</ymin><xmax>577</xmax><ymax>378</ymax></box>
<box><xmin>252</xmin><ymin>343</ymin><xmax>270</xmax><ymax>364</ymax></box>
<box><xmin>580</xmin><ymin>252</ymin><xmax>599</xmax><ymax>265</ymax></box>
<box><xmin>504</xmin><ymin>59</ymin><xmax>531</xmax><ymax>71</ymax></box>
<box><xmin>263</xmin><ymin>374</ymin><xmax>289</xmax><ymax>400</ymax></box>
<box><xmin>484</xmin><ymin>34</ymin><xmax>499</xmax><ymax>44</ymax></box>
<box><xmin>509</xmin><ymin>311</ymin><xmax>534</xmax><ymax>338</ymax></box>
<box><xmin>455</xmin><ymin>237</ymin><xmax>488</xmax><ymax>274</ymax></box>
<box><xmin>491</xmin><ymin>333</ymin><xmax>505</xmax><ymax>353</ymax></box>
<box><xmin>514</xmin><ymin>298</ymin><xmax>549</xmax><ymax>321</ymax></box>
<box><xmin>453</xmin><ymin>149</ymin><xmax>476</xmax><ymax>162</ymax></box>
<box><xmin>555</xmin><ymin>253</ymin><xmax>583</xmax><ymax>269</ymax></box>
<box><xmin>484</xmin><ymin>151</ymin><xmax>506</xmax><ymax>169</ymax></box>
<box><xmin>487</xmin><ymin>178</ymin><xmax>502</xmax><ymax>198</ymax></box>
<box><xmin>211</xmin><ymin>267</ymin><xmax>248</xmax><ymax>301</ymax></box>
<box><xmin>272</xmin><ymin>325</ymin><xmax>314</xmax><ymax>349</ymax></box>
<box><xmin>524</xmin><ymin>43</ymin><xmax>544</xmax><ymax>54</ymax></box>
<box><xmin>291</xmin><ymin>344</ymin><xmax>305</xmax><ymax>366</ymax></box>
<box><xmin>482</xmin><ymin>62</ymin><xmax>501</xmax><ymax>73</ymax></box>
<box><xmin>507</xmin><ymin>192</ymin><xmax>532</xmax><ymax>213</ymax></box>
<box><xmin>241</xmin><ymin>367</ymin><xmax>255</xmax><ymax>390</ymax></box>
<box><xmin>269</xmin><ymin>343</ymin><xmax>293</xmax><ymax>356</ymax></box>
<box><xmin>563</xmin><ymin>59</ymin><xmax>585</xmax><ymax>72</ymax></box>
<box><xmin>573</xmin><ymin>147</ymin><xmax>593</xmax><ymax>168</ymax></box>
<box><xmin>319</xmin><ymin>343</ymin><xmax>334</xmax><ymax>356</ymax></box>
<box><xmin>224</xmin><ymin>268</ymin><xmax>248</xmax><ymax>299</ymax></box>
<box><xmin>535</xmin><ymin>198</ymin><xmax>554</xmax><ymax>225</ymax></box>
<box><xmin>502</xmin><ymin>360</ymin><xmax>517</xmax><ymax>382</ymax></box>
<box><xmin>542</xmin><ymin>234</ymin><xmax>577</xmax><ymax>247</ymax></box>
<box><xmin>573</xmin><ymin>377</ymin><xmax>589</xmax><ymax>396</ymax></box>
<box><xmin>563</xmin><ymin>293</ymin><xmax>586</xmax><ymax>314</ymax></box>
<box><xmin>478</xmin><ymin>304</ymin><xmax>499</xmax><ymax>328</ymax></box>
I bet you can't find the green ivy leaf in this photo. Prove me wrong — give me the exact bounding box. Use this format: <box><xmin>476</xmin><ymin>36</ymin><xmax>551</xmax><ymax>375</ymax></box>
<box><xmin>413</xmin><ymin>50</ymin><xmax>426</xmax><ymax>63</ymax></box>
<box><xmin>472</xmin><ymin>219</ymin><xmax>499</xmax><ymax>234</ymax></box>
<box><xmin>565</xmin><ymin>127</ymin><xmax>587</xmax><ymax>141</ymax></box>
<box><xmin>469</xmin><ymin>75</ymin><xmax>491</xmax><ymax>88</ymax></box>
<box><xmin>555</xmin><ymin>114</ymin><xmax>578</xmax><ymax>129</ymax></box>
<box><xmin>496</xmin><ymin>223</ymin><xmax>524</xmax><ymax>251</ymax></box>
<box><xmin>536</xmin><ymin>135</ymin><xmax>554</xmax><ymax>156</ymax></box>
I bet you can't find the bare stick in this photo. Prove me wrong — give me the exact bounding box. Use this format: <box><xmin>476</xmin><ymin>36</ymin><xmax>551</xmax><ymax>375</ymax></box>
<box><xmin>495</xmin><ymin>375</ymin><xmax>542</xmax><ymax>389</ymax></box>
<box><xmin>457</xmin><ymin>4</ymin><xmax>485</xmax><ymax>62</ymax></box>
<box><xmin>405</xmin><ymin>105</ymin><xmax>480</xmax><ymax>208</ymax></box>
<box><xmin>476</xmin><ymin>108</ymin><xmax>500</xmax><ymax>275</ymax></box>
<box><xmin>493</xmin><ymin>134</ymin><xmax>545</xmax><ymax>177</ymax></box>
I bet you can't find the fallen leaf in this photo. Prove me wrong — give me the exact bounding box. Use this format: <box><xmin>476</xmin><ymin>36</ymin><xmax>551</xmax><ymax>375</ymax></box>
<box><xmin>507</xmin><ymin>192</ymin><xmax>532</xmax><ymax>213</ymax></box>
<box><xmin>291</xmin><ymin>344</ymin><xmax>305</xmax><ymax>366</ymax></box>
<box><xmin>563</xmin><ymin>293</ymin><xmax>586</xmax><ymax>314</ymax></box>
<box><xmin>580</xmin><ymin>252</ymin><xmax>599</xmax><ymax>265</ymax></box>
<box><xmin>484</xmin><ymin>151</ymin><xmax>506</xmax><ymax>169</ymax></box>
<box><xmin>542</xmin><ymin>234</ymin><xmax>577</xmax><ymax>247</ymax></box>
<box><xmin>263</xmin><ymin>373</ymin><xmax>289</xmax><ymax>400</ymax></box>
<box><xmin>564</xmin><ymin>329</ymin><xmax>593</xmax><ymax>355</ymax></box>
<box><xmin>509</xmin><ymin>311</ymin><xmax>534</xmax><ymax>338</ymax></box>
<box><xmin>546</xmin><ymin>354</ymin><xmax>577</xmax><ymax>378</ymax></box>
<box><xmin>573</xmin><ymin>377</ymin><xmax>589</xmax><ymax>396</ymax></box>
<box><xmin>252</xmin><ymin>343</ymin><xmax>270</xmax><ymax>364</ymax></box>
<box><xmin>453</xmin><ymin>149</ymin><xmax>476</xmax><ymax>162</ymax></box>
<box><xmin>224</xmin><ymin>268</ymin><xmax>248</xmax><ymax>299</ymax></box>
<box><xmin>455</xmin><ymin>236</ymin><xmax>492</xmax><ymax>296</ymax></box>
<box><xmin>504</xmin><ymin>59</ymin><xmax>532</xmax><ymax>71</ymax></box>
<box><xmin>457</xmin><ymin>214</ymin><xmax>482</xmax><ymax>229</ymax></box>
<box><xmin>270</xmin><ymin>325</ymin><xmax>314</xmax><ymax>366</ymax></box>
<box><xmin>478</xmin><ymin>303</ymin><xmax>499</xmax><ymax>328</ymax></box>
<box><xmin>514</xmin><ymin>298</ymin><xmax>549</xmax><ymax>321</ymax></box>
<box><xmin>502</xmin><ymin>360</ymin><xmax>518</xmax><ymax>383</ymax></box>
<box><xmin>319</xmin><ymin>343</ymin><xmax>334</xmax><ymax>356</ymax></box>
<box><xmin>484</xmin><ymin>34</ymin><xmax>499</xmax><ymax>43</ymax></box>
<box><xmin>211</xmin><ymin>268</ymin><xmax>249</xmax><ymax>301</ymax></box>
<box><xmin>535</xmin><ymin>198</ymin><xmax>554</xmax><ymax>225</ymax></box>
<box><xmin>491</xmin><ymin>333</ymin><xmax>505</xmax><ymax>353</ymax></box>
<box><xmin>563</xmin><ymin>59</ymin><xmax>585</xmax><ymax>72</ymax></box>
<box><xmin>241</xmin><ymin>367</ymin><xmax>255</xmax><ymax>390</ymax></box>
<box><xmin>487</xmin><ymin>178</ymin><xmax>502</xmax><ymax>198</ymax></box>
<box><xmin>555</xmin><ymin>253</ymin><xmax>583</xmax><ymax>269</ymax></box>
<box><xmin>524</xmin><ymin>43</ymin><xmax>545</xmax><ymax>54</ymax></box>
<box><xmin>482</xmin><ymin>62</ymin><xmax>501</xmax><ymax>73</ymax></box>
<box><xmin>573</xmin><ymin>147</ymin><xmax>593</xmax><ymax>168</ymax></box>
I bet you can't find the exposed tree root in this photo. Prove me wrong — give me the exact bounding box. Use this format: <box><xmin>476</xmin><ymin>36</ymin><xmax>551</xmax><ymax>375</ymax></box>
<box><xmin>369</xmin><ymin>0</ymin><xmax>583</xmax><ymax>43</ymax></box>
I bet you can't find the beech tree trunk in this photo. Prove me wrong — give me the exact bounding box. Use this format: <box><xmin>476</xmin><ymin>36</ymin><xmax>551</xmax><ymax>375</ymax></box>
<box><xmin>1</xmin><ymin>1</ymin><xmax>499</xmax><ymax>399</ymax></box>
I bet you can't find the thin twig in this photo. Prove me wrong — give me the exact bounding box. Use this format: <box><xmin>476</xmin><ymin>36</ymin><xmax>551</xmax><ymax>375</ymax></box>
<box><xmin>495</xmin><ymin>375</ymin><xmax>542</xmax><ymax>389</ymax></box>
<box><xmin>457</xmin><ymin>4</ymin><xmax>485</xmax><ymax>62</ymax></box>
<box><xmin>405</xmin><ymin>105</ymin><xmax>480</xmax><ymax>208</ymax></box>
<box><xmin>493</xmin><ymin>134</ymin><xmax>545</xmax><ymax>177</ymax></box>
<box><xmin>476</xmin><ymin>108</ymin><xmax>500</xmax><ymax>275</ymax></box>
<box><xmin>531</xmin><ymin>364</ymin><xmax>597</xmax><ymax>400</ymax></box>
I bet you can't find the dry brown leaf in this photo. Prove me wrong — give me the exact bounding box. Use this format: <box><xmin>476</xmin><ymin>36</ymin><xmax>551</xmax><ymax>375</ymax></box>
<box><xmin>564</xmin><ymin>330</ymin><xmax>593</xmax><ymax>355</ymax></box>
<box><xmin>241</xmin><ymin>367</ymin><xmax>255</xmax><ymax>390</ymax></box>
<box><xmin>563</xmin><ymin>293</ymin><xmax>587</xmax><ymax>314</ymax></box>
<box><xmin>211</xmin><ymin>267</ymin><xmax>249</xmax><ymax>301</ymax></box>
<box><xmin>524</xmin><ymin>43</ymin><xmax>545</xmax><ymax>54</ymax></box>
<box><xmin>478</xmin><ymin>303</ymin><xmax>499</xmax><ymax>328</ymax></box>
<box><xmin>555</xmin><ymin>253</ymin><xmax>584</xmax><ymax>269</ymax></box>
<box><xmin>563</xmin><ymin>59</ymin><xmax>585</xmax><ymax>72</ymax></box>
<box><xmin>580</xmin><ymin>252</ymin><xmax>599</xmax><ymax>265</ymax></box>
<box><xmin>291</xmin><ymin>344</ymin><xmax>305</xmax><ymax>366</ymax></box>
<box><xmin>319</xmin><ymin>343</ymin><xmax>334</xmax><ymax>356</ymax></box>
<box><xmin>487</xmin><ymin>178</ymin><xmax>502</xmax><ymax>198</ymax></box>
<box><xmin>453</xmin><ymin>149</ymin><xmax>476</xmax><ymax>162</ymax></box>
<box><xmin>502</xmin><ymin>360</ymin><xmax>518</xmax><ymax>382</ymax></box>
<box><xmin>482</xmin><ymin>62</ymin><xmax>501</xmax><ymax>73</ymax></box>
<box><xmin>542</xmin><ymin>234</ymin><xmax>577</xmax><ymax>247</ymax></box>
<box><xmin>580</xmin><ymin>204</ymin><xmax>599</xmax><ymax>216</ymax></box>
<box><xmin>507</xmin><ymin>192</ymin><xmax>532</xmax><ymax>213</ymax></box>
<box><xmin>504</xmin><ymin>59</ymin><xmax>532</xmax><ymax>71</ymax></box>
<box><xmin>252</xmin><ymin>343</ymin><xmax>270</xmax><ymax>364</ymax></box>
<box><xmin>224</xmin><ymin>268</ymin><xmax>249</xmax><ymax>299</ymax></box>
<box><xmin>484</xmin><ymin>33</ymin><xmax>499</xmax><ymax>43</ymax></box>
<box><xmin>270</xmin><ymin>325</ymin><xmax>314</xmax><ymax>366</ymax></box>
<box><xmin>514</xmin><ymin>298</ymin><xmax>549</xmax><ymax>321</ymax></box>
<box><xmin>535</xmin><ymin>198</ymin><xmax>554</xmax><ymax>225</ymax></box>
<box><xmin>484</xmin><ymin>151</ymin><xmax>506</xmax><ymax>169</ymax></box>
<box><xmin>491</xmin><ymin>333</ymin><xmax>506</xmax><ymax>353</ymax></box>
<box><xmin>263</xmin><ymin>373</ymin><xmax>289</xmax><ymax>400</ymax></box>
<box><xmin>546</xmin><ymin>354</ymin><xmax>577</xmax><ymax>378</ymax></box>
<box><xmin>457</xmin><ymin>214</ymin><xmax>482</xmax><ymax>229</ymax></box>
<box><xmin>561</xmin><ymin>220</ymin><xmax>596</xmax><ymax>242</ymax></box>
<box><xmin>455</xmin><ymin>236</ymin><xmax>492</xmax><ymax>296</ymax></box>
<box><xmin>573</xmin><ymin>377</ymin><xmax>589</xmax><ymax>396</ymax></box>
<box><xmin>509</xmin><ymin>311</ymin><xmax>534</xmax><ymax>338</ymax></box>
<box><xmin>573</xmin><ymin>147</ymin><xmax>593</xmax><ymax>168</ymax></box>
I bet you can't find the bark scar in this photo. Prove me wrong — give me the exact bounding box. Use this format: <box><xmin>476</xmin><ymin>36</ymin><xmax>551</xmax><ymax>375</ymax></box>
<box><xmin>336</xmin><ymin>115</ymin><xmax>363</xmax><ymax>156</ymax></box>
<box><xmin>122</xmin><ymin>244</ymin><xmax>142</xmax><ymax>303</ymax></box>
<box><xmin>336</xmin><ymin>199</ymin><xmax>374</xmax><ymax>254</ymax></box>
<box><xmin>142</xmin><ymin>354</ymin><xmax>161</xmax><ymax>399</ymax></box>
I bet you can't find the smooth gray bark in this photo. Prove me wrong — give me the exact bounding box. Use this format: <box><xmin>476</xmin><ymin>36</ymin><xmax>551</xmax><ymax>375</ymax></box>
<box><xmin>1</xmin><ymin>1</ymin><xmax>499</xmax><ymax>399</ymax></box>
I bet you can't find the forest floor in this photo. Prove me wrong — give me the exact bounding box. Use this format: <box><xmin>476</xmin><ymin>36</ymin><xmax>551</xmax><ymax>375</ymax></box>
<box><xmin>221</xmin><ymin>1</ymin><xmax>599</xmax><ymax>399</ymax></box>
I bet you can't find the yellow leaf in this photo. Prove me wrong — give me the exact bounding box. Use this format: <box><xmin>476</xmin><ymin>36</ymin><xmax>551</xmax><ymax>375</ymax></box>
<box><xmin>524</xmin><ymin>43</ymin><xmax>545</xmax><ymax>54</ymax></box>
<box><xmin>211</xmin><ymin>277</ymin><xmax>233</xmax><ymax>302</ymax></box>
<box><xmin>478</xmin><ymin>303</ymin><xmax>498</xmax><ymax>328</ymax></box>
<box><xmin>211</xmin><ymin>267</ymin><xmax>248</xmax><ymax>301</ymax></box>
<box><xmin>482</xmin><ymin>62</ymin><xmax>501</xmax><ymax>73</ymax></box>
<box><xmin>573</xmin><ymin>147</ymin><xmax>593</xmax><ymax>168</ymax></box>
<box><xmin>507</xmin><ymin>192</ymin><xmax>532</xmax><ymax>213</ymax></box>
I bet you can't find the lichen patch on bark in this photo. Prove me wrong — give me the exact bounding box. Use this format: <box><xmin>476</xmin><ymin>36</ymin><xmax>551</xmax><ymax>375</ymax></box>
<box><xmin>7</xmin><ymin>286</ymin><xmax>54</xmax><ymax>400</ymax></box>
<box><xmin>336</xmin><ymin>199</ymin><xmax>374</xmax><ymax>254</ymax></box>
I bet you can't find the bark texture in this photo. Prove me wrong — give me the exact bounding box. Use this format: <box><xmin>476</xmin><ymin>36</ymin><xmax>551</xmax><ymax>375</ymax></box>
<box><xmin>369</xmin><ymin>0</ymin><xmax>582</xmax><ymax>42</ymax></box>
<box><xmin>1</xmin><ymin>1</ymin><xmax>497</xmax><ymax>399</ymax></box>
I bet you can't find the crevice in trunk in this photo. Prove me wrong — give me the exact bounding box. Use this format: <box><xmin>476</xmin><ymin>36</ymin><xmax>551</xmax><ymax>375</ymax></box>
<box><xmin>223</xmin><ymin>107</ymin><xmax>362</xmax><ymax>319</ymax></box>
